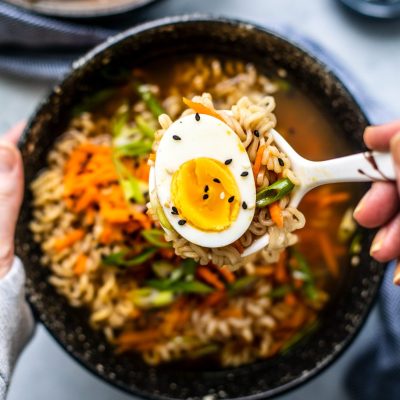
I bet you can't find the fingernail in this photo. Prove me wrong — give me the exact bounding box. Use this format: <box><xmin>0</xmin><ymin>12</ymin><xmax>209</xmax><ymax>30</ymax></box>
<box><xmin>370</xmin><ymin>228</ymin><xmax>386</xmax><ymax>256</ymax></box>
<box><xmin>393</xmin><ymin>260</ymin><xmax>400</xmax><ymax>286</ymax></box>
<box><xmin>0</xmin><ymin>141</ymin><xmax>16</xmax><ymax>174</ymax></box>
<box><xmin>354</xmin><ymin>190</ymin><xmax>370</xmax><ymax>216</ymax></box>
<box><xmin>390</xmin><ymin>132</ymin><xmax>400</xmax><ymax>165</ymax></box>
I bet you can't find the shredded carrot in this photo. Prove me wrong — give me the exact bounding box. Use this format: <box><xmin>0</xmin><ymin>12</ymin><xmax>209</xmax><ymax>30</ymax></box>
<box><xmin>318</xmin><ymin>233</ymin><xmax>339</xmax><ymax>277</ymax></box>
<box><xmin>53</xmin><ymin>229</ymin><xmax>85</xmax><ymax>252</ymax></box>
<box><xmin>201</xmin><ymin>291</ymin><xmax>226</xmax><ymax>308</ymax></box>
<box><xmin>159</xmin><ymin>248</ymin><xmax>175</xmax><ymax>259</ymax></box>
<box><xmin>254</xmin><ymin>266</ymin><xmax>275</xmax><ymax>276</ymax></box>
<box><xmin>129</xmin><ymin>308</ymin><xmax>142</xmax><ymax>319</ymax></box>
<box><xmin>252</xmin><ymin>145</ymin><xmax>265</xmax><ymax>178</ymax></box>
<box><xmin>217</xmin><ymin>266</ymin><xmax>236</xmax><ymax>283</ymax></box>
<box><xmin>219</xmin><ymin>307</ymin><xmax>243</xmax><ymax>319</ymax></box>
<box><xmin>233</xmin><ymin>240</ymin><xmax>244</xmax><ymax>254</ymax></box>
<box><xmin>293</xmin><ymin>279</ymin><xmax>304</xmax><ymax>289</ymax></box>
<box><xmin>117</xmin><ymin>330</ymin><xmax>160</xmax><ymax>346</ymax></box>
<box><xmin>284</xmin><ymin>292</ymin><xmax>297</xmax><ymax>306</ymax></box>
<box><xmin>269</xmin><ymin>201</ymin><xmax>284</xmax><ymax>228</ymax></box>
<box><xmin>73</xmin><ymin>254</ymin><xmax>87</xmax><ymax>276</ymax></box>
<box><xmin>197</xmin><ymin>267</ymin><xmax>225</xmax><ymax>291</ymax></box>
<box><xmin>182</xmin><ymin>97</ymin><xmax>225</xmax><ymax>123</ymax></box>
<box><xmin>275</xmin><ymin>250</ymin><xmax>288</xmax><ymax>283</ymax></box>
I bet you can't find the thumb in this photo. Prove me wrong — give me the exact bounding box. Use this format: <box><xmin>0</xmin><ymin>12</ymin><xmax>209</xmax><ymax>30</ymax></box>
<box><xmin>0</xmin><ymin>140</ymin><xmax>23</xmax><ymax>278</ymax></box>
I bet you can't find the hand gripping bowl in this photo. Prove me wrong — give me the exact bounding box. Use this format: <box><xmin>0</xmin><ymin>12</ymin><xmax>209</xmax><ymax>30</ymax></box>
<box><xmin>16</xmin><ymin>16</ymin><xmax>383</xmax><ymax>400</ymax></box>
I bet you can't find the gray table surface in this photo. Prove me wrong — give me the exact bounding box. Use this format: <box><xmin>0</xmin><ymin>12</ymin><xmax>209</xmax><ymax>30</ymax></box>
<box><xmin>2</xmin><ymin>0</ymin><xmax>400</xmax><ymax>399</ymax></box>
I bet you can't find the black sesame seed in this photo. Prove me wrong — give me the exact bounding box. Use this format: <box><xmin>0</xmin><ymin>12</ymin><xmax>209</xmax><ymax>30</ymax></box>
<box><xmin>171</xmin><ymin>206</ymin><xmax>178</xmax><ymax>215</ymax></box>
<box><xmin>254</xmin><ymin>130</ymin><xmax>260</xmax><ymax>137</ymax></box>
<box><xmin>203</xmin><ymin>194</ymin><xmax>209</xmax><ymax>200</ymax></box>
<box><xmin>204</xmin><ymin>185</ymin><xmax>209</xmax><ymax>193</ymax></box>
<box><xmin>172</xmin><ymin>135</ymin><xmax>181</xmax><ymax>141</ymax></box>
<box><xmin>228</xmin><ymin>196</ymin><xmax>235</xmax><ymax>203</ymax></box>
<box><xmin>178</xmin><ymin>219</ymin><xmax>187</xmax><ymax>226</ymax></box>
<box><xmin>224</xmin><ymin>159</ymin><xmax>233</xmax><ymax>165</ymax></box>
<box><xmin>278</xmin><ymin>158</ymin><xmax>285</xmax><ymax>167</ymax></box>
<box><xmin>195</xmin><ymin>113</ymin><xmax>200</xmax><ymax>121</ymax></box>
<box><xmin>242</xmin><ymin>201</ymin><xmax>248</xmax><ymax>210</ymax></box>
<box><xmin>241</xmin><ymin>171</ymin><xmax>249</xmax><ymax>177</ymax></box>
<box><xmin>213</xmin><ymin>178</ymin><xmax>221</xmax><ymax>183</ymax></box>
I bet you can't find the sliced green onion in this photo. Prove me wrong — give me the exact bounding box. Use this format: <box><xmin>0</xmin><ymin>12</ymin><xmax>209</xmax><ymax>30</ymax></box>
<box><xmin>147</xmin><ymin>278</ymin><xmax>213</xmax><ymax>294</ymax></box>
<box><xmin>113</xmin><ymin>157</ymin><xmax>145</xmax><ymax>204</ymax></box>
<box><xmin>130</xmin><ymin>288</ymin><xmax>175</xmax><ymax>308</ymax></box>
<box><xmin>135</xmin><ymin>115</ymin><xmax>155</xmax><ymax>139</ymax></box>
<box><xmin>72</xmin><ymin>88</ymin><xmax>115</xmax><ymax>116</ymax></box>
<box><xmin>229</xmin><ymin>276</ymin><xmax>257</xmax><ymax>295</ymax></box>
<box><xmin>135</xmin><ymin>84</ymin><xmax>165</xmax><ymax>118</ymax></box>
<box><xmin>269</xmin><ymin>285</ymin><xmax>291</xmax><ymax>299</ymax></box>
<box><xmin>292</xmin><ymin>250</ymin><xmax>318</xmax><ymax>301</ymax></box>
<box><xmin>111</xmin><ymin>103</ymin><xmax>130</xmax><ymax>138</ymax></box>
<box><xmin>189</xmin><ymin>344</ymin><xmax>220</xmax><ymax>359</ymax></box>
<box><xmin>152</xmin><ymin>260</ymin><xmax>175</xmax><ymax>279</ymax></box>
<box><xmin>181</xmin><ymin>258</ymin><xmax>197</xmax><ymax>277</ymax></box>
<box><xmin>256</xmin><ymin>178</ymin><xmax>295</xmax><ymax>208</ymax></box>
<box><xmin>338</xmin><ymin>207</ymin><xmax>357</xmax><ymax>243</ymax></box>
<box><xmin>275</xmin><ymin>78</ymin><xmax>292</xmax><ymax>93</ymax></box>
<box><xmin>141</xmin><ymin>229</ymin><xmax>171</xmax><ymax>248</ymax></box>
<box><xmin>350</xmin><ymin>232</ymin><xmax>363</xmax><ymax>255</ymax></box>
<box><xmin>102</xmin><ymin>248</ymin><xmax>156</xmax><ymax>268</ymax></box>
<box><xmin>114</xmin><ymin>141</ymin><xmax>153</xmax><ymax>158</ymax></box>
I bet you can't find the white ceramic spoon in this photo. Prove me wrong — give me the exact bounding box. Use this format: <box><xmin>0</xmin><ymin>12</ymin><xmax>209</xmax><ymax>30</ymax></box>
<box><xmin>241</xmin><ymin>128</ymin><xmax>396</xmax><ymax>257</ymax></box>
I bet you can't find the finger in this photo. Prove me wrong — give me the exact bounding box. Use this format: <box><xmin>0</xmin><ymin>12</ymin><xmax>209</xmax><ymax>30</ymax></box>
<box><xmin>394</xmin><ymin>259</ymin><xmax>400</xmax><ymax>286</ymax></box>
<box><xmin>364</xmin><ymin>121</ymin><xmax>400</xmax><ymax>151</ymax></box>
<box><xmin>390</xmin><ymin>133</ymin><xmax>400</xmax><ymax>198</ymax></box>
<box><xmin>370</xmin><ymin>212</ymin><xmax>400</xmax><ymax>263</ymax></box>
<box><xmin>0</xmin><ymin>140</ymin><xmax>24</xmax><ymax>279</ymax></box>
<box><xmin>353</xmin><ymin>182</ymin><xmax>399</xmax><ymax>228</ymax></box>
<box><xmin>3</xmin><ymin>121</ymin><xmax>26</xmax><ymax>145</ymax></box>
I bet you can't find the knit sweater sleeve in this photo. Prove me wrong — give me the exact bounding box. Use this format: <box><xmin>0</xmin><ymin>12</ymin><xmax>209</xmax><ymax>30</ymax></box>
<box><xmin>0</xmin><ymin>257</ymin><xmax>34</xmax><ymax>399</ymax></box>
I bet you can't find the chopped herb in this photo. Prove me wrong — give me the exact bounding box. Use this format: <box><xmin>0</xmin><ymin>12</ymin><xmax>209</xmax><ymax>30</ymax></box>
<box><xmin>134</xmin><ymin>83</ymin><xmax>165</xmax><ymax>118</ymax></box>
<box><xmin>229</xmin><ymin>276</ymin><xmax>257</xmax><ymax>295</ymax></box>
<box><xmin>102</xmin><ymin>248</ymin><xmax>156</xmax><ymax>268</ymax></box>
<box><xmin>178</xmin><ymin>219</ymin><xmax>186</xmax><ymax>226</ymax></box>
<box><xmin>269</xmin><ymin>285</ymin><xmax>291</xmax><ymax>298</ymax></box>
<box><xmin>224</xmin><ymin>159</ymin><xmax>233</xmax><ymax>165</ymax></box>
<box><xmin>241</xmin><ymin>171</ymin><xmax>249</xmax><ymax>177</ymax></box>
<box><xmin>256</xmin><ymin>178</ymin><xmax>295</xmax><ymax>208</ymax></box>
<box><xmin>213</xmin><ymin>178</ymin><xmax>221</xmax><ymax>183</ymax></box>
<box><xmin>113</xmin><ymin>141</ymin><xmax>153</xmax><ymax>158</ymax></box>
<box><xmin>141</xmin><ymin>229</ymin><xmax>171</xmax><ymax>248</ymax></box>
<box><xmin>228</xmin><ymin>196</ymin><xmax>235</xmax><ymax>203</ymax></box>
<box><xmin>130</xmin><ymin>288</ymin><xmax>175</xmax><ymax>309</ymax></box>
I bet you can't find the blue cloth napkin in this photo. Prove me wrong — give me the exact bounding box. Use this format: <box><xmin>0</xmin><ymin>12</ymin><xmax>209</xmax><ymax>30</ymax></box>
<box><xmin>0</xmin><ymin>3</ymin><xmax>399</xmax><ymax>398</ymax></box>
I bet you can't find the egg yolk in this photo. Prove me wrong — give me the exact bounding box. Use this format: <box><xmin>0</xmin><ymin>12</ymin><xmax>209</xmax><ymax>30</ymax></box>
<box><xmin>171</xmin><ymin>157</ymin><xmax>240</xmax><ymax>232</ymax></box>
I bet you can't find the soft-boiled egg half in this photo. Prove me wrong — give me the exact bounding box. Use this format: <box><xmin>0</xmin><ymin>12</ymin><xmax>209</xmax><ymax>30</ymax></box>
<box><xmin>149</xmin><ymin>113</ymin><xmax>256</xmax><ymax>248</ymax></box>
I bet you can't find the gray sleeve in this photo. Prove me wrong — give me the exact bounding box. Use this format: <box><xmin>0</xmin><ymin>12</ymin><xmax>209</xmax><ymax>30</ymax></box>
<box><xmin>0</xmin><ymin>257</ymin><xmax>35</xmax><ymax>399</ymax></box>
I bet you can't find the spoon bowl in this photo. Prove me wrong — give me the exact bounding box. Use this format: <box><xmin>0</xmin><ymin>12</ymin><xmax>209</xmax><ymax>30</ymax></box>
<box><xmin>242</xmin><ymin>128</ymin><xmax>396</xmax><ymax>257</ymax></box>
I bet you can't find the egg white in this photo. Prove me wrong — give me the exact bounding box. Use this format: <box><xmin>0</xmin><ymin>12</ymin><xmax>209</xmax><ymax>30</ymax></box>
<box><xmin>151</xmin><ymin>114</ymin><xmax>256</xmax><ymax>248</ymax></box>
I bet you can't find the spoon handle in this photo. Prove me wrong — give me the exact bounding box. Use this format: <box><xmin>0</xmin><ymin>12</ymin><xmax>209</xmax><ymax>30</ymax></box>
<box><xmin>307</xmin><ymin>151</ymin><xmax>395</xmax><ymax>185</ymax></box>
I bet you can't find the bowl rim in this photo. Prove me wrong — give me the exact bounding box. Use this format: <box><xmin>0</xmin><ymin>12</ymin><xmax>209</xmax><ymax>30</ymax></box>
<box><xmin>19</xmin><ymin>14</ymin><xmax>384</xmax><ymax>400</ymax></box>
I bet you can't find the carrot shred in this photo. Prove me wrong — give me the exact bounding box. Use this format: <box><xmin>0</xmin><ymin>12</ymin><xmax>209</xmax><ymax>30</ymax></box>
<box><xmin>73</xmin><ymin>254</ymin><xmax>87</xmax><ymax>276</ymax></box>
<box><xmin>318</xmin><ymin>233</ymin><xmax>339</xmax><ymax>277</ymax></box>
<box><xmin>284</xmin><ymin>292</ymin><xmax>297</xmax><ymax>306</ymax></box>
<box><xmin>219</xmin><ymin>307</ymin><xmax>243</xmax><ymax>319</ymax></box>
<box><xmin>275</xmin><ymin>250</ymin><xmax>288</xmax><ymax>283</ymax></box>
<box><xmin>116</xmin><ymin>330</ymin><xmax>160</xmax><ymax>346</ymax></box>
<box><xmin>201</xmin><ymin>291</ymin><xmax>226</xmax><ymax>308</ymax></box>
<box><xmin>53</xmin><ymin>229</ymin><xmax>85</xmax><ymax>252</ymax></box>
<box><xmin>254</xmin><ymin>266</ymin><xmax>275</xmax><ymax>276</ymax></box>
<box><xmin>269</xmin><ymin>201</ymin><xmax>284</xmax><ymax>228</ymax></box>
<box><xmin>252</xmin><ymin>145</ymin><xmax>266</xmax><ymax>178</ymax></box>
<box><xmin>182</xmin><ymin>97</ymin><xmax>225</xmax><ymax>123</ymax></box>
<box><xmin>218</xmin><ymin>266</ymin><xmax>236</xmax><ymax>283</ymax></box>
<box><xmin>197</xmin><ymin>267</ymin><xmax>225</xmax><ymax>291</ymax></box>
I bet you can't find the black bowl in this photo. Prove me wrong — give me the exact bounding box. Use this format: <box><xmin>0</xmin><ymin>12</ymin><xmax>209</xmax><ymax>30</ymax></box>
<box><xmin>16</xmin><ymin>15</ymin><xmax>383</xmax><ymax>400</ymax></box>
